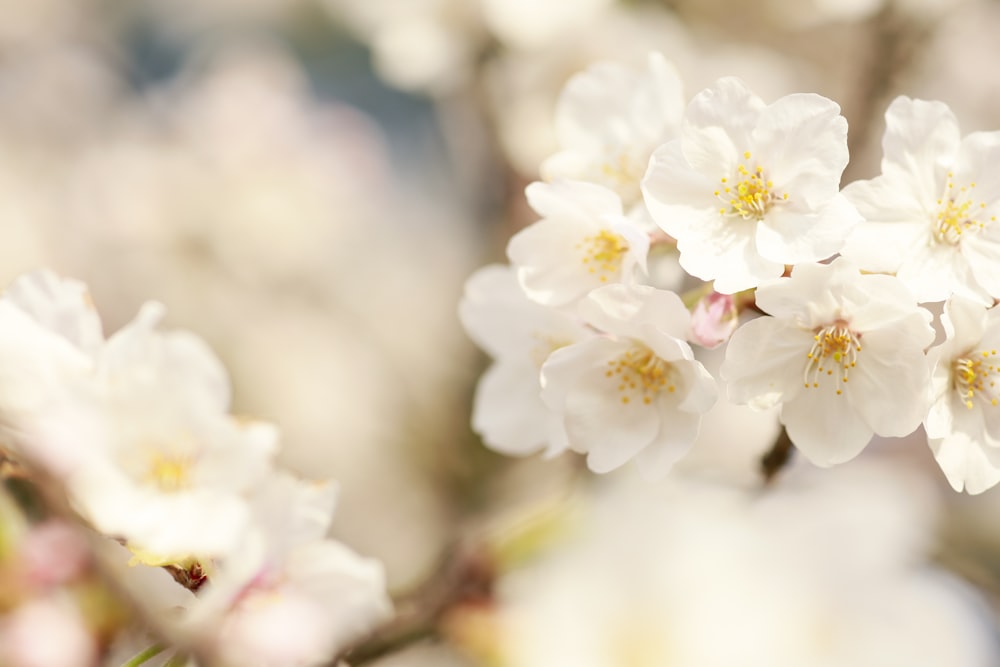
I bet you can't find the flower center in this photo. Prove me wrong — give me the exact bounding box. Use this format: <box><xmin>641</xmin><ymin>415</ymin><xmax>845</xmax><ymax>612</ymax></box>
<box><xmin>953</xmin><ymin>349</ymin><xmax>1000</xmax><ymax>409</ymax></box>
<box><xmin>715</xmin><ymin>151</ymin><xmax>787</xmax><ymax>221</ymax></box>
<box><xmin>146</xmin><ymin>451</ymin><xmax>193</xmax><ymax>492</ymax></box>
<box><xmin>577</xmin><ymin>230</ymin><xmax>629</xmax><ymax>282</ymax></box>
<box><xmin>803</xmin><ymin>322</ymin><xmax>862</xmax><ymax>395</ymax></box>
<box><xmin>933</xmin><ymin>175</ymin><xmax>993</xmax><ymax>245</ymax></box>
<box><xmin>605</xmin><ymin>344</ymin><xmax>676</xmax><ymax>405</ymax></box>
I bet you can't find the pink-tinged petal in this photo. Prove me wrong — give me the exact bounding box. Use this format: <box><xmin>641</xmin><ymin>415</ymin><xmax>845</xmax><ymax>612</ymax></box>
<box><xmin>752</xmin><ymin>93</ymin><xmax>848</xmax><ymax>208</ymax></box>
<box><xmin>633</xmin><ymin>408</ymin><xmax>702</xmax><ymax>480</ymax></box>
<box><xmin>722</xmin><ymin>316</ymin><xmax>813</xmax><ymax>409</ymax></box>
<box><xmin>472</xmin><ymin>360</ymin><xmax>550</xmax><ymax>456</ymax></box>
<box><xmin>880</xmin><ymin>97</ymin><xmax>960</xmax><ymax>201</ymax></box>
<box><xmin>929</xmin><ymin>433</ymin><xmax>1000</xmax><ymax>494</ymax></box>
<box><xmin>681</xmin><ymin>78</ymin><xmax>764</xmax><ymax>176</ymax></box>
<box><xmin>689</xmin><ymin>292</ymin><xmax>738</xmax><ymax>349</ymax></box>
<box><xmin>524</xmin><ymin>179</ymin><xmax>622</xmax><ymax>221</ymax></box>
<box><xmin>847</xmin><ymin>324</ymin><xmax>931</xmax><ymax>437</ymax></box>
<box><xmin>642</xmin><ymin>140</ymin><xmax>720</xmax><ymax>237</ymax></box>
<box><xmin>780</xmin><ymin>381</ymin><xmax>874</xmax><ymax>466</ymax></box>
<box><xmin>755</xmin><ymin>193</ymin><xmax>861</xmax><ymax>264</ymax></box>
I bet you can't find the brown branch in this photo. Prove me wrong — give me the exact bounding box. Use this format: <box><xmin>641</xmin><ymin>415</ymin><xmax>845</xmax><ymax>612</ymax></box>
<box><xmin>760</xmin><ymin>425</ymin><xmax>794</xmax><ymax>485</ymax></box>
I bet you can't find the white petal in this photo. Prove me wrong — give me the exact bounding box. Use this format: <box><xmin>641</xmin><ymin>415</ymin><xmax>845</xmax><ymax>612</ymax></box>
<box><xmin>472</xmin><ymin>360</ymin><xmax>551</xmax><ymax>456</ymax></box>
<box><xmin>929</xmin><ymin>433</ymin><xmax>1000</xmax><ymax>494</ymax></box>
<box><xmin>681</xmin><ymin>77</ymin><xmax>764</xmax><ymax>176</ymax></box>
<box><xmin>755</xmin><ymin>193</ymin><xmax>860</xmax><ymax>264</ymax></box>
<box><xmin>722</xmin><ymin>316</ymin><xmax>813</xmax><ymax>409</ymax></box>
<box><xmin>780</xmin><ymin>382</ymin><xmax>874</xmax><ymax>466</ymax></box>
<box><xmin>880</xmin><ymin>96</ymin><xmax>960</xmax><ymax>201</ymax></box>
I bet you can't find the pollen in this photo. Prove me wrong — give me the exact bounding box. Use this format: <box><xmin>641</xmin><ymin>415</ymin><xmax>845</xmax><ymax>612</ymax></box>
<box><xmin>953</xmin><ymin>352</ymin><xmax>1000</xmax><ymax>409</ymax></box>
<box><xmin>146</xmin><ymin>452</ymin><xmax>193</xmax><ymax>492</ymax></box>
<box><xmin>716</xmin><ymin>152</ymin><xmax>786</xmax><ymax>220</ymax></box>
<box><xmin>803</xmin><ymin>322</ymin><xmax>862</xmax><ymax>395</ymax></box>
<box><xmin>576</xmin><ymin>229</ymin><xmax>629</xmax><ymax>282</ymax></box>
<box><xmin>933</xmin><ymin>175</ymin><xmax>988</xmax><ymax>245</ymax></box>
<box><xmin>608</xmin><ymin>344</ymin><xmax>677</xmax><ymax>406</ymax></box>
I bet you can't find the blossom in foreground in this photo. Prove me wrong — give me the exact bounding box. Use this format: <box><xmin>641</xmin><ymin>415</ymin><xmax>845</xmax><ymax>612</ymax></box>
<box><xmin>459</xmin><ymin>264</ymin><xmax>591</xmax><ymax>457</ymax></box>
<box><xmin>642</xmin><ymin>77</ymin><xmax>860</xmax><ymax>293</ymax></box>
<box><xmin>506</xmin><ymin>180</ymin><xmax>649</xmax><ymax>307</ymax></box>
<box><xmin>540</xmin><ymin>284</ymin><xmax>716</xmax><ymax>477</ymax></box>
<box><xmin>840</xmin><ymin>96</ymin><xmax>1000</xmax><ymax>304</ymax></box>
<box><xmin>188</xmin><ymin>473</ymin><xmax>392</xmax><ymax>667</ymax></box>
<box><xmin>541</xmin><ymin>52</ymin><xmax>685</xmax><ymax>212</ymax></box>
<box><xmin>721</xmin><ymin>259</ymin><xmax>934</xmax><ymax>466</ymax></box>
<box><xmin>62</xmin><ymin>302</ymin><xmax>278</xmax><ymax>565</ymax></box>
<box><xmin>925</xmin><ymin>297</ymin><xmax>1000</xmax><ymax>494</ymax></box>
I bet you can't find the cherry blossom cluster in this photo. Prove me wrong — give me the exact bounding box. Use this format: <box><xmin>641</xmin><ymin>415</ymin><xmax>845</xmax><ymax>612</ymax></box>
<box><xmin>462</xmin><ymin>52</ymin><xmax>1000</xmax><ymax>494</ymax></box>
<box><xmin>0</xmin><ymin>270</ymin><xmax>392</xmax><ymax>666</ymax></box>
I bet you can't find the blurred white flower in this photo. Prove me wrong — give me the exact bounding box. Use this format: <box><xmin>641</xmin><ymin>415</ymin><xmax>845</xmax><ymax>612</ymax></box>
<box><xmin>542</xmin><ymin>52</ymin><xmax>685</xmax><ymax>212</ymax></box>
<box><xmin>507</xmin><ymin>180</ymin><xmax>649</xmax><ymax>307</ymax></box>
<box><xmin>643</xmin><ymin>77</ymin><xmax>860</xmax><ymax>293</ymax></box>
<box><xmin>0</xmin><ymin>596</ymin><xmax>97</xmax><ymax>667</ymax></box>
<box><xmin>63</xmin><ymin>302</ymin><xmax>278</xmax><ymax>564</ymax></box>
<box><xmin>841</xmin><ymin>96</ymin><xmax>1000</xmax><ymax>304</ymax></box>
<box><xmin>189</xmin><ymin>473</ymin><xmax>393</xmax><ymax>667</ymax></box>
<box><xmin>495</xmin><ymin>460</ymin><xmax>998</xmax><ymax>667</ymax></box>
<box><xmin>722</xmin><ymin>259</ymin><xmax>934</xmax><ymax>466</ymax></box>
<box><xmin>541</xmin><ymin>284</ymin><xmax>716</xmax><ymax>476</ymax></box>
<box><xmin>459</xmin><ymin>264</ymin><xmax>591</xmax><ymax>458</ymax></box>
<box><xmin>925</xmin><ymin>296</ymin><xmax>1000</xmax><ymax>493</ymax></box>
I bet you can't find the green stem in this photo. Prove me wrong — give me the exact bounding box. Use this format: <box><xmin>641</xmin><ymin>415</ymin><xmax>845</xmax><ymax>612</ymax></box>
<box><xmin>121</xmin><ymin>645</ymin><xmax>165</xmax><ymax>667</ymax></box>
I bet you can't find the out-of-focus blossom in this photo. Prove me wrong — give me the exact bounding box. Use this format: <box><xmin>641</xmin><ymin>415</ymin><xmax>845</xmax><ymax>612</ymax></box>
<box><xmin>18</xmin><ymin>521</ymin><xmax>90</xmax><ymax>589</ymax></box>
<box><xmin>0</xmin><ymin>597</ymin><xmax>97</xmax><ymax>667</ymax></box>
<box><xmin>542</xmin><ymin>52</ymin><xmax>685</xmax><ymax>213</ymax></box>
<box><xmin>492</xmin><ymin>459</ymin><xmax>999</xmax><ymax>667</ymax></box>
<box><xmin>459</xmin><ymin>264</ymin><xmax>591</xmax><ymax>457</ymax></box>
<box><xmin>841</xmin><ymin>96</ymin><xmax>1000</xmax><ymax>305</ymax></box>
<box><xmin>541</xmin><ymin>284</ymin><xmax>716</xmax><ymax>477</ymax></box>
<box><xmin>722</xmin><ymin>259</ymin><xmax>934</xmax><ymax>466</ymax></box>
<box><xmin>643</xmin><ymin>77</ymin><xmax>860</xmax><ymax>293</ymax></box>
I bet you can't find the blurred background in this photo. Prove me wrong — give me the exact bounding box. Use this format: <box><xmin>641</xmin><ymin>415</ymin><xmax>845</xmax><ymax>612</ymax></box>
<box><xmin>6</xmin><ymin>0</ymin><xmax>1000</xmax><ymax>664</ymax></box>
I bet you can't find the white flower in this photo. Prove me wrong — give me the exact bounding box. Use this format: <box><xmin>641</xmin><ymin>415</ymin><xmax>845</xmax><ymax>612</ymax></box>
<box><xmin>507</xmin><ymin>180</ymin><xmax>649</xmax><ymax>307</ymax></box>
<box><xmin>459</xmin><ymin>264</ymin><xmax>591</xmax><ymax>457</ymax></box>
<box><xmin>721</xmin><ymin>259</ymin><xmax>935</xmax><ymax>466</ymax></box>
<box><xmin>189</xmin><ymin>473</ymin><xmax>392</xmax><ymax>667</ymax></box>
<box><xmin>924</xmin><ymin>296</ymin><xmax>1000</xmax><ymax>494</ymax></box>
<box><xmin>540</xmin><ymin>284</ymin><xmax>716</xmax><ymax>477</ymax></box>
<box><xmin>62</xmin><ymin>302</ymin><xmax>278</xmax><ymax>564</ymax></box>
<box><xmin>840</xmin><ymin>96</ymin><xmax>1000</xmax><ymax>304</ymax></box>
<box><xmin>641</xmin><ymin>77</ymin><xmax>861</xmax><ymax>293</ymax></box>
<box><xmin>541</xmin><ymin>52</ymin><xmax>685</xmax><ymax>211</ymax></box>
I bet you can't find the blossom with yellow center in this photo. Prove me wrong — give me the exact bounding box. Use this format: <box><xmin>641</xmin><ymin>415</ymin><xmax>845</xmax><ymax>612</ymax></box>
<box><xmin>723</xmin><ymin>259</ymin><xmax>934</xmax><ymax>467</ymax></box>
<box><xmin>926</xmin><ymin>296</ymin><xmax>1000</xmax><ymax>494</ymax></box>
<box><xmin>841</xmin><ymin>96</ymin><xmax>1000</xmax><ymax>305</ymax></box>
<box><xmin>542</xmin><ymin>284</ymin><xmax>716</xmax><ymax>477</ymax></box>
<box><xmin>643</xmin><ymin>77</ymin><xmax>859</xmax><ymax>294</ymax></box>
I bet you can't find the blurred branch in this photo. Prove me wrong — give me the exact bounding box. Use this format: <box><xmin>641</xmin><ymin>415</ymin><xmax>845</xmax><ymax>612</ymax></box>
<box><xmin>761</xmin><ymin>425</ymin><xmax>794</xmax><ymax>485</ymax></box>
<box><xmin>335</xmin><ymin>542</ymin><xmax>494</xmax><ymax>666</ymax></box>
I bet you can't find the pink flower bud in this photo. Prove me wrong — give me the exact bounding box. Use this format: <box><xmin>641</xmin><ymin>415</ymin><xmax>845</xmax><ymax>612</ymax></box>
<box><xmin>690</xmin><ymin>292</ymin><xmax>738</xmax><ymax>348</ymax></box>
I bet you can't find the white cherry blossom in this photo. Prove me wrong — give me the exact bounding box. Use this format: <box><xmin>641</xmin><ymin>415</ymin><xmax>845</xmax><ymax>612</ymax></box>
<box><xmin>459</xmin><ymin>264</ymin><xmax>591</xmax><ymax>457</ymax></box>
<box><xmin>924</xmin><ymin>296</ymin><xmax>1000</xmax><ymax>494</ymax></box>
<box><xmin>542</xmin><ymin>52</ymin><xmax>685</xmax><ymax>212</ymax></box>
<box><xmin>540</xmin><ymin>284</ymin><xmax>716</xmax><ymax>477</ymax></box>
<box><xmin>506</xmin><ymin>180</ymin><xmax>649</xmax><ymax>307</ymax></box>
<box><xmin>840</xmin><ymin>96</ymin><xmax>1000</xmax><ymax>304</ymax></box>
<box><xmin>721</xmin><ymin>259</ymin><xmax>935</xmax><ymax>466</ymax></box>
<box><xmin>62</xmin><ymin>302</ymin><xmax>278</xmax><ymax>564</ymax></box>
<box><xmin>642</xmin><ymin>77</ymin><xmax>861</xmax><ymax>293</ymax></box>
